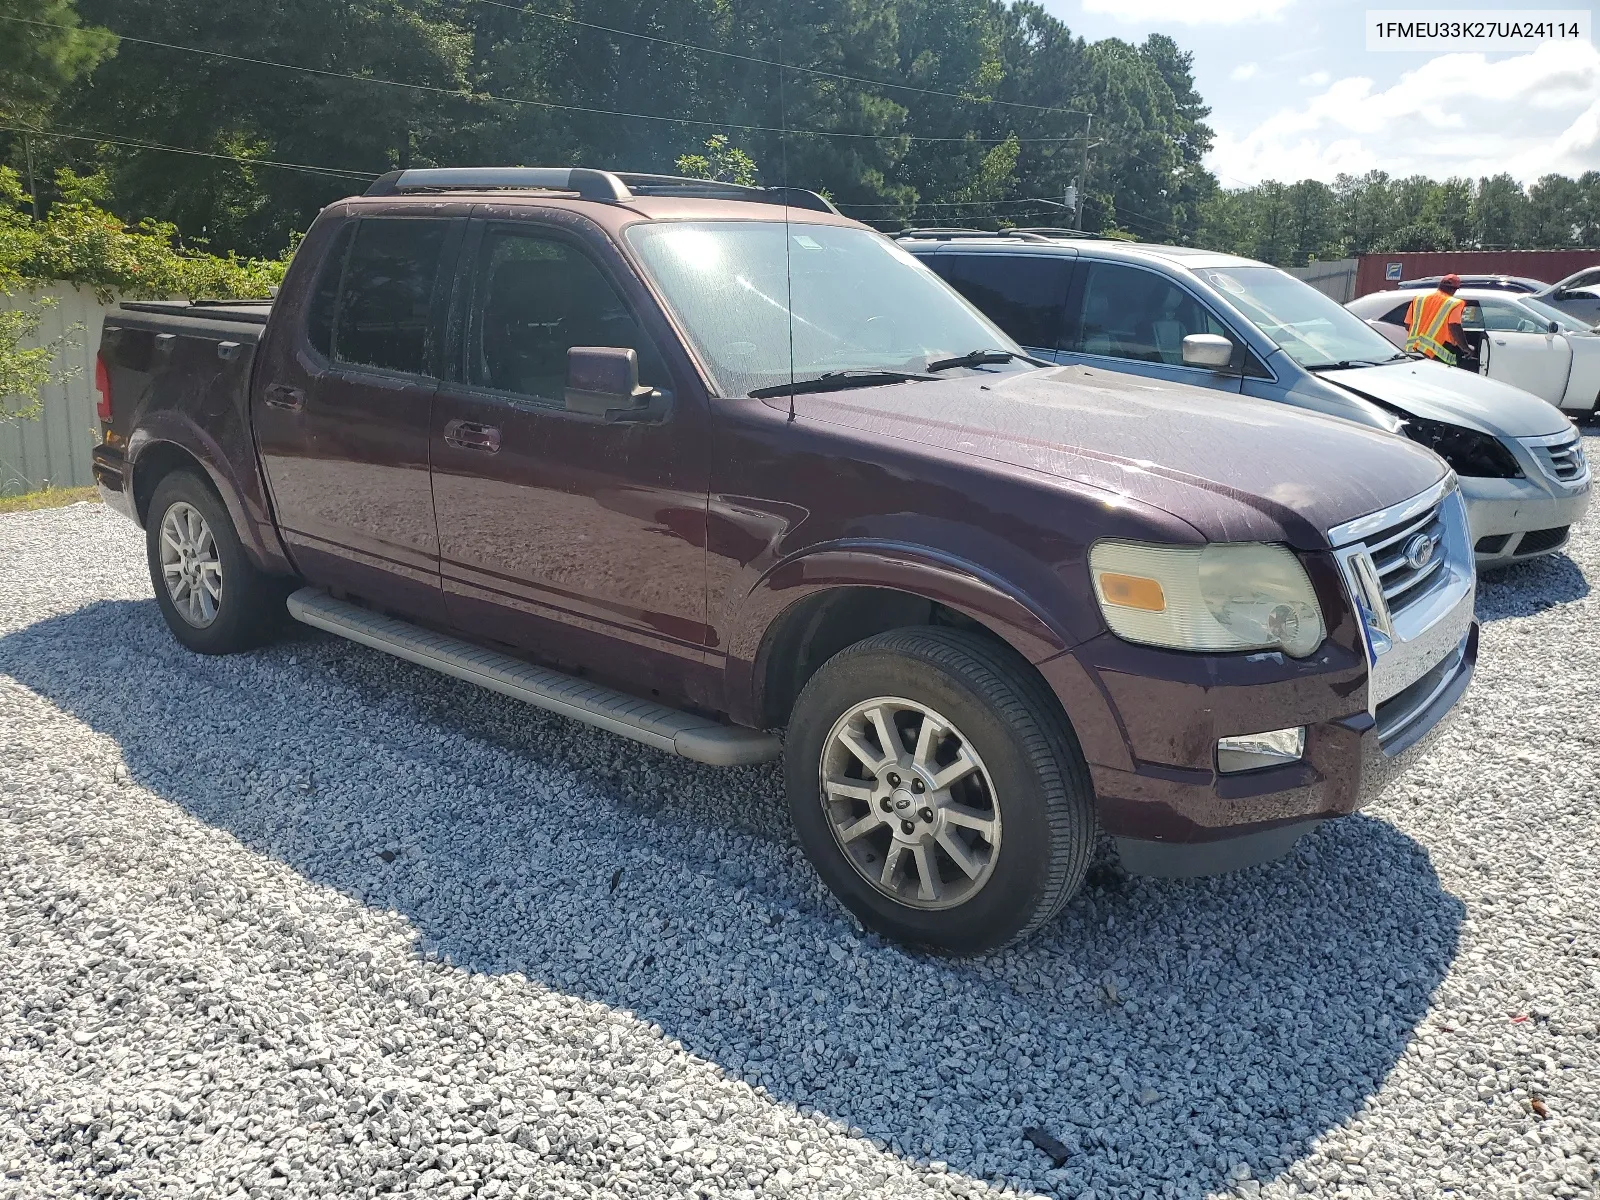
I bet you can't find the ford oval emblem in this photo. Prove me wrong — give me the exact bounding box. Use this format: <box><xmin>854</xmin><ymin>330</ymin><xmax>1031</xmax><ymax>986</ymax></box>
<box><xmin>1403</xmin><ymin>532</ymin><xmax>1438</xmax><ymax>571</ymax></box>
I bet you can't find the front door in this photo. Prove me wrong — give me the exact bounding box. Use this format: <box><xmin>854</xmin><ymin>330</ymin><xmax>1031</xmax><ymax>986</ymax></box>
<box><xmin>1055</xmin><ymin>260</ymin><xmax>1245</xmax><ymax>394</ymax></box>
<box><xmin>1479</xmin><ymin>297</ymin><xmax>1572</xmax><ymax>405</ymax></box>
<box><xmin>429</xmin><ymin>219</ymin><xmax>712</xmax><ymax>704</ymax></box>
<box><xmin>254</xmin><ymin>213</ymin><xmax>462</xmax><ymax>623</ymax></box>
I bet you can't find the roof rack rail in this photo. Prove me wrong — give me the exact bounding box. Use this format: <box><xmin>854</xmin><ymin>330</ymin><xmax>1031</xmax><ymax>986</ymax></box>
<box><xmin>894</xmin><ymin>226</ymin><xmax>1089</xmax><ymax>242</ymax></box>
<box><xmin>364</xmin><ymin>167</ymin><xmax>840</xmax><ymax>214</ymax></box>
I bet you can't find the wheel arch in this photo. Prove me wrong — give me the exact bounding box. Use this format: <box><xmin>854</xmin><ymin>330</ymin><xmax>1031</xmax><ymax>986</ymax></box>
<box><xmin>728</xmin><ymin>542</ymin><xmax>1074</xmax><ymax>729</ymax></box>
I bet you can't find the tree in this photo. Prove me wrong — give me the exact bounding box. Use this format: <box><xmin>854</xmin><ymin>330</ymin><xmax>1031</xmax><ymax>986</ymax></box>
<box><xmin>676</xmin><ymin>134</ymin><xmax>759</xmax><ymax>185</ymax></box>
<box><xmin>1473</xmin><ymin>174</ymin><xmax>1529</xmax><ymax>248</ymax></box>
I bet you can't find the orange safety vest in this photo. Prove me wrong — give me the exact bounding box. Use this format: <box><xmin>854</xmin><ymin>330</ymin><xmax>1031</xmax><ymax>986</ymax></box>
<box><xmin>1405</xmin><ymin>291</ymin><xmax>1465</xmax><ymax>365</ymax></box>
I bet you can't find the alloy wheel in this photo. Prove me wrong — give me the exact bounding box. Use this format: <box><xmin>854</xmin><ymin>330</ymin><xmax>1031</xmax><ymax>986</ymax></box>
<box><xmin>158</xmin><ymin>501</ymin><xmax>223</xmax><ymax>627</ymax></box>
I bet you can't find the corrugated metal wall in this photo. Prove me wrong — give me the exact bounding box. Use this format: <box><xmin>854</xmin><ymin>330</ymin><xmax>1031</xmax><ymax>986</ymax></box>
<box><xmin>1355</xmin><ymin>250</ymin><xmax>1600</xmax><ymax>298</ymax></box>
<box><xmin>0</xmin><ymin>284</ymin><xmax>111</xmax><ymax>497</ymax></box>
<box><xmin>1285</xmin><ymin>258</ymin><xmax>1359</xmax><ymax>304</ymax></box>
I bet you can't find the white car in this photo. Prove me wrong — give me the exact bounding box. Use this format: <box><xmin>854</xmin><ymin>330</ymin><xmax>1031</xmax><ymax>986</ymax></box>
<box><xmin>1348</xmin><ymin>287</ymin><xmax>1600</xmax><ymax>417</ymax></box>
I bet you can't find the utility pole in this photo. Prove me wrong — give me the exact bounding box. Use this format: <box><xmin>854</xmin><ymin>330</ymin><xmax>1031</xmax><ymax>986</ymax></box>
<box><xmin>1074</xmin><ymin>115</ymin><xmax>1092</xmax><ymax>230</ymax></box>
<box><xmin>24</xmin><ymin>133</ymin><xmax>40</xmax><ymax>219</ymax></box>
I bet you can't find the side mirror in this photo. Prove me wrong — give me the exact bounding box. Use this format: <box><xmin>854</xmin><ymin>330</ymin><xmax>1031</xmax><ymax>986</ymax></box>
<box><xmin>565</xmin><ymin>346</ymin><xmax>655</xmax><ymax>418</ymax></box>
<box><xmin>1181</xmin><ymin>333</ymin><xmax>1234</xmax><ymax>370</ymax></box>
<box><xmin>1549</xmin><ymin>320</ymin><xmax>1562</xmax><ymax>335</ymax></box>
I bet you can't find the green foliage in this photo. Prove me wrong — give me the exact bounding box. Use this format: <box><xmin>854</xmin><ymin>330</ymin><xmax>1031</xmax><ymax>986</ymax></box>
<box><xmin>0</xmin><ymin>0</ymin><xmax>117</xmax><ymax>125</ymax></box>
<box><xmin>675</xmin><ymin>135</ymin><xmax>759</xmax><ymax>186</ymax></box>
<box><xmin>0</xmin><ymin>294</ymin><xmax>69</xmax><ymax>420</ymax></box>
<box><xmin>1200</xmin><ymin>169</ymin><xmax>1600</xmax><ymax>265</ymax></box>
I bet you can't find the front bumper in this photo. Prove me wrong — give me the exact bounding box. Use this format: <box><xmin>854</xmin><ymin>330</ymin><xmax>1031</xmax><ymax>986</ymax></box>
<box><xmin>1461</xmin><ymin>472</ymin><xmax>1590</xmax><ymax>567</ymax></box>
<box><xmin>1043</xmin><ymin>482</ymin><xmax>1479</xmax><ymax>877</ymax></box>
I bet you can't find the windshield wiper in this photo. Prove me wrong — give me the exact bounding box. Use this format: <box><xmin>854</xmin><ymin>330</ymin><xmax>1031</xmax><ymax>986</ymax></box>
<box><xmin>1305</xmin><ymin>356</ymin><xmax>1404</xmax><ymax>370</ymax></box>
<box><xmin>924</xmin><ymin>348</ymin><xmax>1052</xmax><ymax>372</ymax></box>
<box><xmin>748</xmin><ymin>369</ymin><xmax>936</xmax><ymax>399</ymax></box>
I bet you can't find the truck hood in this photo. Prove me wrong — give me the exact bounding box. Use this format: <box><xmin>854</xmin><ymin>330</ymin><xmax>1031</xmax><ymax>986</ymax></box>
<box><xmin>1314</xmin><ymin>357</ymin><xmax>1571</xmax><ymax>438</ymax></box>
<box><xmin>787</xmin><ymin>365</ymin><xmax>1447</xmax><ymax>548</ymax></box>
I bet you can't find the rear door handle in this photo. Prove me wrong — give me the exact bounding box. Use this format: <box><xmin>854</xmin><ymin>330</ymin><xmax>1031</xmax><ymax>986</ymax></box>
<box><xmin>263</xmin><ymin>384</ymin><xmax>304</xmax><ymax>411</ymax></box>
<box><xmin>444</xmin><ymin>419</ymin><xmax>502</xmax><ymax>453</ymax></box>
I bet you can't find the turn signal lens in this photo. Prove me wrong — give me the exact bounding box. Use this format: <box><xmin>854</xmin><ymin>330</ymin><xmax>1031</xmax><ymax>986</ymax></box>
<box><xmin>94</xmin><ymin>354</ymin><xmax>113</xmax><ymax>423</ymax></box>
<box><xmin>1097</xmin><ymin>572</ymin><xmax>1166</xmax><ymax>612</ymax></box>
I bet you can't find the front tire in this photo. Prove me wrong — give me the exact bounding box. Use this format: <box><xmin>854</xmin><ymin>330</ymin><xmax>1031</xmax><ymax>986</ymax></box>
<box><xmin>146</xmin><ymin>470</ymin><xmax>285</xmax><ymax>654</ymax></box>
<box><xmin>785</xmin><ymin>627</ymin><xmax>1095</xmax><ymax>954</ymax></box>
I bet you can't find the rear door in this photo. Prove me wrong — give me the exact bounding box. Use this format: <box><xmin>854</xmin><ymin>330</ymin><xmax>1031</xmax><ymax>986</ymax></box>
<box><xmin>428</xmin><ymin>216</ymin><xmax>713</xmax><ymax>703</ymax></box>
<box><xmin>932</xmin><ymin>251</ymin><xmax>1075</xmax><ymax>359</ymax></box>
<box><xmin>254</xmin><ymin>213</ymin><xmax>463</xmax><ymax>623</ymax></box>
<box><xmin>1055</xmin><ymin>259</ymin><xmax>1246</xmax><ymax>393</ymax></box>
<box><xmin>1478</xmin><ymin>297</ymin><xmax>1572</xmax><ymax>404</ymax></box>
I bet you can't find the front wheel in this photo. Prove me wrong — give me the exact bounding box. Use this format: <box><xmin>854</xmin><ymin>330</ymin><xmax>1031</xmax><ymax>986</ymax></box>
<box><xmin>146</xmin><ymin>469</ymin><xmax>286</xmax><ymax>654</ymax></box>
<box><xmin>785</xmin><ymin>628</ymin><xmax>1095</xmax><ymax>954</ymax></box>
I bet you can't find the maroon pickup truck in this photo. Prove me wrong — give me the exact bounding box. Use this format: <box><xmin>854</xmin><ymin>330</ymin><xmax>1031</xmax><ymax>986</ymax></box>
<box><xmin>92</xmin><ymin>167</ymin><xmax>1478</xmax><ymax>953</ymax></box>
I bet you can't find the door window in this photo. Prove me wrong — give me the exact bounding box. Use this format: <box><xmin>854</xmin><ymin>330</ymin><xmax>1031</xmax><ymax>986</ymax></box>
<box><xmin>939</xmin><ymin>254</ymin><xmax>1072</xmax><ymax>350</ymax></box>
<box><xmin>1067</xmin><ymin>262</ymin><xmax>1229</xmax><ymax>365</ymax></box>
<box><xmin>306</xmin><ymin>222</ymin><xmax>354</xmax><ymax>358</ymax></box>
<box><xmin>470</xmin><ymin>231</ymin><xmax>666</xmax><ymax>401</ymax></box>
<box><xmin>1479</xmin><ymin>299</ymin><xmax>1546</xmax><ymax>333</ymax></box>
<box><xmin>333</xmin><ymin>218</ymin><xmax>451</xmax><ymax>376</ymax></box>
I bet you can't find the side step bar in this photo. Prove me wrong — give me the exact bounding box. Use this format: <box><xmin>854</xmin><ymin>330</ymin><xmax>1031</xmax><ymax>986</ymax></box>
<box><xmin>286</xmin><ymin>589</ymin><xmax>781</xmax><ymax>767</ymax></box>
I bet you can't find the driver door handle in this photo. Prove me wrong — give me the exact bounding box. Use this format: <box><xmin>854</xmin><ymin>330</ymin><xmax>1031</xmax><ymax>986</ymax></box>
<box><xmin>262</xmin><ymin>384</ymin><xmax>304</xmax><ymax>411</ymax></box>
<box><xmin>444</xmin><ymin>419</ymin><xmax>502</xmax><ymax>453</ymax></box>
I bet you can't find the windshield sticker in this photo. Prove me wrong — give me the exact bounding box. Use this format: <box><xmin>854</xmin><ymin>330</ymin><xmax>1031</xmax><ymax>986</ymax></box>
<box><xmin>1209</xmin><ymin>272</ymin><xmax>1248</xmax><ymax>295</ymax></box>
<box><xmin>793</xmin><ymin>234</ymin><xmax>823</xmax><ymax>250</ymax></box>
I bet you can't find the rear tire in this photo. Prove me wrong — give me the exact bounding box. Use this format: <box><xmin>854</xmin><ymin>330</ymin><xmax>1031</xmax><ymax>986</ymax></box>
<box><xmin>146</xmin><ymin>469</ymin><xmax>286</xmax><ymax>654</ymax></box>
<box><xmin>785</xmin><ymin>627</ymin><xmax>1095</xmax><ymax>954</ymax></box>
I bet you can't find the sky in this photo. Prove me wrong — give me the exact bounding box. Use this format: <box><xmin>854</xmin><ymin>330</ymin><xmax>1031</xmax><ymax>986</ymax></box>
<box><xmin>1040</xmin><ymin>0</ymin><xmax>1600</xmax><ymax>188</ymax></box>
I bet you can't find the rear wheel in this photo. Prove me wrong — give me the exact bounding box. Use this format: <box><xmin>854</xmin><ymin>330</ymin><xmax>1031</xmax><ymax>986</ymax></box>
<box><xmin>146</xmin><ymin>470</ymin><xmax>286</xmax><ymax>654</ymax></box>
<box><xmin>785</xmin><ymin>627</ymin><xmax>1095</xmax><ymax>954</ymax></box>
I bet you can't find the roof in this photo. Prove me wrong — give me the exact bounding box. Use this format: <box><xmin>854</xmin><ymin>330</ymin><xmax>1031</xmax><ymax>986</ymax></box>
<box><xmin>895</xmin><ymin>230</ymin><xmax>1265</xmax><ymax>271</ymax></box>
<box><xmin>343</xmin><ymin>191</ymin><xmax>869</xmax><ymax>233</ymax></box>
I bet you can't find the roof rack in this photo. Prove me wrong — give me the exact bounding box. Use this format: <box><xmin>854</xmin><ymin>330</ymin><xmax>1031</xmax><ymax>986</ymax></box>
<box><xmin>894</xmin><ymin>226</ymin><xmax>1096</xmax><ymax>243</ymax></box>
<box><xmin>364</xmin><ymin>167</ymin><xmax>839</xmax><ymax>214</ymax></box>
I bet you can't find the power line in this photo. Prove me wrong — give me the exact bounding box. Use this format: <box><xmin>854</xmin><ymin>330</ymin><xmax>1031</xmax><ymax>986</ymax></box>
<box><xmin>0</xmin><ymin>15</ymin><xmax>1084</xmax><ymax>148</ymax></box>
<box><xmin>0</xmin><ymin>123</ymin><xmax>380</xmax><ymax>182</ymax></box>
<box><xmin>471</xmin><ymin>0</ymin><xmax>1094</xmax><ymax>122</ymax></box>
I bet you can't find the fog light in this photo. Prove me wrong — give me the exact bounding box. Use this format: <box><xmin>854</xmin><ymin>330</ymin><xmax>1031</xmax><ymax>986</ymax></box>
<box><xmin>1217</xmin><ymin>726</ymin><xmax>1305</xmax><ymax>774</ymax></box>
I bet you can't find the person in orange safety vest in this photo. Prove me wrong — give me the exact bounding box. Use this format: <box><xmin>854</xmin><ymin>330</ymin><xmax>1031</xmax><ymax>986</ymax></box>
<box><xmin>1404</xmin><ymin>273</ymin><xmax>1467</xmax><ymax>365</ymax></box>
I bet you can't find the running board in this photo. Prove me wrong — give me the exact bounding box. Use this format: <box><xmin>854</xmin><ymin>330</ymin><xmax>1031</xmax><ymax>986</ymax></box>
<box><xmin>286</xmin><ymin>588</ymin><xmax>781</xmax><ymax>767</ymax></box>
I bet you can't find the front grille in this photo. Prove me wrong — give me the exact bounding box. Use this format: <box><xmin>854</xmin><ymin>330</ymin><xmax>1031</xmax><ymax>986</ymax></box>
<box><xmin>1529</xmin><ymin>435</ymin><xmax>1586</xmax><ymax>484</ymax></box>
<box><xmin>1363</xmin><ymin>499</ymin><xmax>1448</xmax><ymax>616</ymax></box>
<box><xmin>1514</xmin><ymin>526</ymin><xmax>1570</xmax><ymax>556</ymax></box>
<box><xmin>1475</xmin><ymin>533</ymin><xmax>1512</xmax><ymax>555</ymax></box>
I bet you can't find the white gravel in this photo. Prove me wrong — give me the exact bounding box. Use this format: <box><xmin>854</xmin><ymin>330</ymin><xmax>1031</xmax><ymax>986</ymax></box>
<box><xmin>2</xmin><ymin>448</ymin><xmax>1598</xmax><ymax>1200</ymax></box>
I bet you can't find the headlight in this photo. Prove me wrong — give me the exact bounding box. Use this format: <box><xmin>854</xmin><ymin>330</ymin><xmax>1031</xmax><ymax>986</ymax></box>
<box><xmin>1402</xmin><ymin>416</ymin><xmax>1522</xmax><ymax>479</ymax></box>
<box><xmin>1089</xmin><ymin>541</ymin><xmax>1326</xmax><ymax>658</ymax></box>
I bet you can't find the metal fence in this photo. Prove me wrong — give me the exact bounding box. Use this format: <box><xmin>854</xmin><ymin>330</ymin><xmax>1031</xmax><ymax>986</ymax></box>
<box><xmin>0</xmin><ymin>284</ymin><xmax>112</xmax><ymax>498</ymax></box>
<box><xmin>1285</xmin><ymin>258</ymin><xmax>1359</xmax><ymax>305</ymax></box>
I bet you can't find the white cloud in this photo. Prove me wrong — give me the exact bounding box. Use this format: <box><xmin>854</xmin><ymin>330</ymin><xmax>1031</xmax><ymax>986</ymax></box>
<box><xmin>1230</xmin><ymin>62</ymin><xmax>1260</xmax><ymax>82</ymax></box>
<box><xmin>1208</xmin><ymin>39</ymin><xmax>1600</xmax><ymax>185</ymax></box>
<box><xmin>1298</xmin><ymin>70</ymin><xmax>1330</xmax><ymax>87</ymax></box>
<box><xmin>1079</xmin><ymin>0</ymin><xmax>1293</xmax><ymax>23</ymax></box>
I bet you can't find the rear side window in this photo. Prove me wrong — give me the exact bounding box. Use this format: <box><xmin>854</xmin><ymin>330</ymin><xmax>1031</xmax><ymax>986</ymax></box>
<box><xmin>305</xmin><ymin>222</ymin><xmax>354</xmax><ymax>357</ymax></box>
<box><xmin>1380</xmin><ymin>300</ymin><xmax>1412</xmax><ymax>325</ymax></box>
<box><xmin>469</xmin><ymin>230</ymin><xmax>666</xmax><ymax>401</ymax></box>
<box><xmin>940</xmin><ymin>254</ymin><xmax>1071</xmax><ymax>350</ymax></box>
<box><xmin>333</xmin><ymin>218</ymin><xmax>450</xmax><ymax>376</ymax></box>
<box><xmin>1066</xmin><ymin>262</ymin><xmax>1228</xmax><ymax>365</ymax></box>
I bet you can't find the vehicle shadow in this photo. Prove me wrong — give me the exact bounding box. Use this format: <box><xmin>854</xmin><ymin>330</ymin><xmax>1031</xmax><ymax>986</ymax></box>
<box><xmin>1476</xmin><ymin>551</ymin><xmax>1589</xmax><ymax>622</ymax></box>
<box><xmin>0</xmin><ymin>600</ymin><xmax>1465</xmax><ymax>1199</ymax></box>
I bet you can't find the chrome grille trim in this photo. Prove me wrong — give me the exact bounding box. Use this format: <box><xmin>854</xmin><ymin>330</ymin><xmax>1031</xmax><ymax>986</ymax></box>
<box><xmin>1519</xmin><ymin>429</ymin><xmax>1589</xmax><ymax>488</ymax></box>
<box><xmin>1327</xmin><ymin>473</ymin><xmax>1456</xmax><ymax>548</ymax></box>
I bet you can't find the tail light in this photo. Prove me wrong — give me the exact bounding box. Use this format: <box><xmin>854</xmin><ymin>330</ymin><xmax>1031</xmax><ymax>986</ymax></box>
<box><xmin>94</xmin><ymin>353</ymin><xmax>113</xmax><ymax>423</ymax></box>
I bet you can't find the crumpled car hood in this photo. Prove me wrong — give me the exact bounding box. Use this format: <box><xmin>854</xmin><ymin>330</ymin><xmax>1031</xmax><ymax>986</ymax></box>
<box><xmin>786</xmin><ymin>364</ymin><xmax>1447</xmax><ymax>547</ymax></box>
<box><xmin>1316</xmin><ymin>358</ymin><xmax>1571</xmax><ymax>438</ymax></box>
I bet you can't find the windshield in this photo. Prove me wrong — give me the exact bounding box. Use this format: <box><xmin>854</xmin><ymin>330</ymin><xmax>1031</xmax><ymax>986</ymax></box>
<box><xmin>626</xmin><ymin>221</ymin><xmax>1023</xmax><ymax>396</ymax></box>
<box><xmin>1199</xmin><ymin>265</ymin><xmax>1405</xmax><ymax>369</ymax></box>
<box><xmin>1519</xmin><ymin>296</ymin><xmax>1595</xmax><ymax>332</ymax></box>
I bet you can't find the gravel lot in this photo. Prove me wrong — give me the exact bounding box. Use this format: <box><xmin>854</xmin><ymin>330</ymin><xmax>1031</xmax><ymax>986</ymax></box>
<box><xmin>2</xmin><ymin>445</ymin><xmax>1597</xmax><ymax>1200</ymax></box>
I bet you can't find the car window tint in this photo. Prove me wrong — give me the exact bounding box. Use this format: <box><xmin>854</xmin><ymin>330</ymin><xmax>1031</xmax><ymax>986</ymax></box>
<box><xmin>471</xmin><ymin>232</ymin><xmax>666</xmax><ymax>401</ymax></box>
<box><xmin>1067</xmin><ymin>262</ymin><xmax>1228</xmax><ymax>365</ymax></box>
<box><xmin>306</xmin><ymin>222</ymin><xmax>354</xmax><ymax>358</ymax></box>
<box><xmin>333</xmin><ymin>218</ymin><xmax>449</xmax><ymax>376</ymax></box>
<box><xmin>1381</xmin><ymin>300</ymin><xmax>1412</xmax><ymax>325</ymax></box>
<box><xmin>939</xmin><ymin>254</ymin><xmax>1071</xmax><ymax>350</ymax></box>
